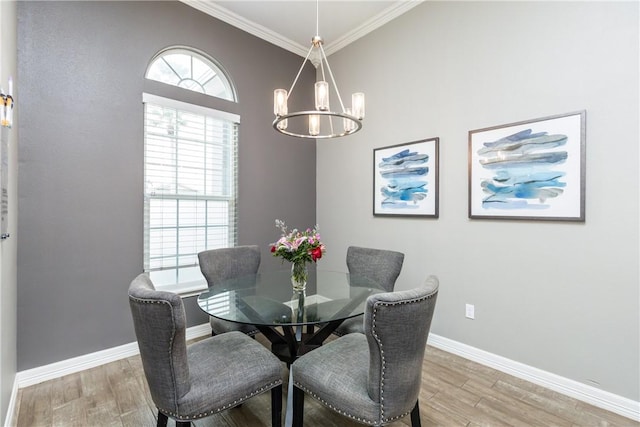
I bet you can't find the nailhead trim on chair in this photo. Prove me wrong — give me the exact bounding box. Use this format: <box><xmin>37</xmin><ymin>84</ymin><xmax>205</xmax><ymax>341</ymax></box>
<box><xmin>292</xmin><ymin>382</ymin><xmax>378</xmax><ymax>425</ymax></box>
<box><xmin>371</xmin><ymin>289</ymin><xmax>438</xmax><ymax>425</ymax></box>
<box><xmin>293</xmin><ymin>288</ymin><xmax>437</xmax><ymax>426</ymax></box>
<box><xmin>211</xmin><ymin>325</ymin><xmax>260</xmax><ymax>337</ymax></box>
<box><xmin>158</xmin><ymin>380</ymin><xmax>283</xmax><ymax>421</ymax></box>
<box><xmin>131</xmin><ymin>295</ymin><xmax>283</xmax><ymax>422</ymax></box>
<box><xmin>129</xmin><ymin>296</ymin><xmax>181</xmax><ymax>414</ymax></box>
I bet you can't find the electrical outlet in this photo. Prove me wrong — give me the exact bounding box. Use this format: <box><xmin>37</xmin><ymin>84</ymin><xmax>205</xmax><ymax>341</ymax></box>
<box><xmin>465</xmin><ymin>304</ymin><xmax>475</xmax><ymax>319</ymax></box>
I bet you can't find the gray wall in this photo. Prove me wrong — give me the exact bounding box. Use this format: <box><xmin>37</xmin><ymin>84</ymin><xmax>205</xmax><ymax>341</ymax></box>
<box><xmin>0</xmin><ymin>1</ymin><xmax>17</xmax><ymax>422</ymax></box>
<box><xmin>17</xmin><ymin>1</ymin><xmax>316</xmax><ymax>370</ymax></box>
<box><xmin>317</xmin><ymin>2</ymin><xmax>639</xmax><ymax>401</ymax></box>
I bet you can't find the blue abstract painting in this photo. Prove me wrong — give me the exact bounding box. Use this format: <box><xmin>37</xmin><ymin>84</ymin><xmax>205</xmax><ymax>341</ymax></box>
<box><xmin>374</xmin><ymin>138</ymin><xmax>439</xmax><ymax>217</ymax></box>
<box><xmin>469</xmin><ymin>112</ymin><xmax>585</xmax><ymax>220</ymax></box>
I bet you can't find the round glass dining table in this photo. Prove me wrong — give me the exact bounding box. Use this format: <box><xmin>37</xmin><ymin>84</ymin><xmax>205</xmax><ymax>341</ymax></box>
<box><xmin>197</xmin><ymin>269</ymin><xmax>384</xmax><ymax>365</ymax></box>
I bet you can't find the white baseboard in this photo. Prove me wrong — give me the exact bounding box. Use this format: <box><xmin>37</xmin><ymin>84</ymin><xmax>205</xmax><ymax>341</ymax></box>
<box><xmin>3</xmin><ymin>377</ymin><xmax>18</xmax><ymax>427</ymax></box>
<box><xmin>6</xmin><ymin>327</ymin><xmax>638</xmax><ymax>425</ymax></box>
<box><xmin>427</xmin><ymin>334</ymin><xmax>640</xmax><ymax>422</ymax></box>
<box><xmin>14</xmin><ymin>323</ymin><xmax>211</xmax><ymax>390</ymax></box>
<box><xmin>5</xmin><ymin>323</ymin><xmax>211</xmax><ymax>426</ymax></box>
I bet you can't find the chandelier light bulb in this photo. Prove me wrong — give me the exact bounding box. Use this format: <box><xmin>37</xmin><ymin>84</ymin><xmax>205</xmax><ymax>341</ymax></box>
<box><xmin>274</xmin><ymin>89</ymin><xmax>288</xmax><ymax>130</ymax></box>
<box><xmin>274</xmin><ymin>89</ymin><xmax>288</xmax><ymax>116</ymax></box>
<box><xmin>277</xmin><ymin>118</ymin><xmax>288</xmax><ymax>130</ymax></box>
<box><xmin>344</xmin><ymin>108</ymin><xmax>355</xmax><ymax>133</ymax></box>
<box><xmin>315</xmin><ymin>81</ymin><xmax>329</xmax><ymax>111</ymax></box>
<box><xmin>309</xmin><ymin>114</ymin><xmax>320</xmax><ymax>136</ymax></box>
<box><xmin>352</xmin><ymin>93</ymin><xmax>365</xmax><ymax>120</ymax></box>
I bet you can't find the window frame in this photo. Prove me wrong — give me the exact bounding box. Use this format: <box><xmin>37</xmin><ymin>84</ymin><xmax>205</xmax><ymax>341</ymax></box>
<box><xmin>146</xmin><ymin>47</ymin><xmax>238</xmax><ymax>101</ymax></box>
<box><xmin>142</xmin><ymin>93</ymin><xmax>240</xmax><ymax>296</ymax></box>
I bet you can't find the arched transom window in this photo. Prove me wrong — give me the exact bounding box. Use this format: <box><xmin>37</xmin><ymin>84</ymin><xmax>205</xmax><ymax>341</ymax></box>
<box><xmin>146</xmin><ymin>48</ymin><xmax>236</xmax><ymax>101</ymax></box>
<box><xmin>143</xmin><ymin>47</ymin><xmax>239</xmax><ymax>293</ymax></box>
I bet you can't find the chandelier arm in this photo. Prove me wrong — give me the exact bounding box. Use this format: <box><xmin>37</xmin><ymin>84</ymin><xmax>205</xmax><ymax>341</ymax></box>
<box><xmin>319</xmin><ymin>57</ymin><xmax>326</xmax><ymax>83</ymax></box>
<box><xmin>319</xmin><ymin>54</ymin><xmax>330</xmax><ymax>133</ymax></box>
<box><xmin>287</xmin><ymin>44</ymin><xmax>316</xmax><ymax>97</ymax></box>
<box><xmin>319</xmin><ymin>43</ymin><xmax>347</xmax><ymax>113</ymax></box>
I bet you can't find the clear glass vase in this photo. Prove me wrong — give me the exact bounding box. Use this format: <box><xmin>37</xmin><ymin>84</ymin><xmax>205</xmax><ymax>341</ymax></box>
<box><xmin>291</xmin><ymin>260</ymin><xmax>308</xmax><ymax>291</ymax></box>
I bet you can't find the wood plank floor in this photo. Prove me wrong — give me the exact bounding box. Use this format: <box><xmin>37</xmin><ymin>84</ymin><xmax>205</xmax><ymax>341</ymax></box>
<box><xmin>12</xmin><ymin>336</ymin><xmax>638</xmax><ymax>427</ymax></box>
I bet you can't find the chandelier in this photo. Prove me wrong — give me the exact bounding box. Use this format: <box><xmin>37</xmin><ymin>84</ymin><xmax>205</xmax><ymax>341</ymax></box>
<box><xmin>273</xmin><ymin>2</ymin><xmax>364</xmax><ymax>139</ymax></box>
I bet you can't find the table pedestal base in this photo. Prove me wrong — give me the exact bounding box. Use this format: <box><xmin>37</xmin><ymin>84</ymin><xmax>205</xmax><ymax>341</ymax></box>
<box><xmin>257</xmin><ymin>320</ymin><xmax>342</xmax><ymax>366</ymax></box>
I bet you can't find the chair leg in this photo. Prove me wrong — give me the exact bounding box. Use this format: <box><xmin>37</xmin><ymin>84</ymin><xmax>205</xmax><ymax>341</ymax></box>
<box><xmin>410</xmin><ymin>400</ymin><xmax>421</xmax><ymax>427</ymax></box>
<box><xmin>292</xmin><ymin>385</ymin><xmax>305</xmax><ymax>427</ymax></box>
<box><xmin>157</xmin><ymin>411</ymin><xmax>168</xmax><ymax>427</ymax></box>
<box><xmin>271</xmin><ymin>384</ymin><xmax>283</xmax><ymax>427</ymax></box>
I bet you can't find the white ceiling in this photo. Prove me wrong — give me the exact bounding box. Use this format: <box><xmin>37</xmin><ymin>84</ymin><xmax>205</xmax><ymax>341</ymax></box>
<box><xmin>182</xmin><ymin>1</ymin><xmax>423</xmax><ymax>57</ymax></box>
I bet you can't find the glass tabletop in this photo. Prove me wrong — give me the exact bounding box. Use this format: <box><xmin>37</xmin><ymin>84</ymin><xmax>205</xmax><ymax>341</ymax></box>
<box><xmin>197</xmin><ymin>269</ymin><xmax>385</xmax><ymax>327</ymax></box>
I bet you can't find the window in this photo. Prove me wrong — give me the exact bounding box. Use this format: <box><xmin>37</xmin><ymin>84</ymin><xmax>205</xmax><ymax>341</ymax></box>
<box><xmin>143</xmin><ymin>48</ymin><xmax>238</xmax><ymax>295</ymax></box>
<box><xmin>146</xmin><ymin>47</ymin><xmax>236</xmax><ymax>101</ymax></box>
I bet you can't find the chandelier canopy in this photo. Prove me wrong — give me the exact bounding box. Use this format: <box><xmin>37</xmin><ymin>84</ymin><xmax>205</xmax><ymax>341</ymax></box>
<box><xmin>273</xmin><ymin>3</ymin><xmax>365</xmax><ymax>139</ymax></box>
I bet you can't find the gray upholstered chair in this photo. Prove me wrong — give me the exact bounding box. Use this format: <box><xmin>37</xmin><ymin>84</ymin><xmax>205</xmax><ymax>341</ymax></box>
<box><xmin>333</xmin><ymin>246</ymin><xmax>405</xmax><ymax>337</ymax></box>
<box><xmin>198</xmin><ymin>245</ymin><xmax>261</xmax><ymax>336</ymax></box>
<box><xmin>291</xmin><ymin>275</ymin><xmax>439</xmax><ymax>427</ymax></box>
<box><xmin>128</xmin><ymin>273</ymin><xmax>283</xmax><ymax>427</ymax></box>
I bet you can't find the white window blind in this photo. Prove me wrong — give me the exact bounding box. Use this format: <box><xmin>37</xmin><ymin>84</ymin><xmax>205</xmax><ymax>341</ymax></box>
<box><xmin>143</xmin><ymin>93</ymin><xmax>239</xmax><ymax>293</ymax></box>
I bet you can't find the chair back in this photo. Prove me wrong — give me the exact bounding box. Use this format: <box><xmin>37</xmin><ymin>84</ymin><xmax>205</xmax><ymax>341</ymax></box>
<box><xmin>128</xmin><ymin>274</ymin><xmax>190</xmax><ymax>414</ymax></box>
<box><xmin>198</xmin><ymin>245</ymin><xmax>261</xmax><ymax>286</ymax></box>
<box><xmin>364</xmin><ymin>275</ymin><xmax>439</xmax><ymax>421</ymax></box>
<box><xmin>346</xmin><ymin>246</ymin><xmax>404</xmax><ymax>292</ymax></box>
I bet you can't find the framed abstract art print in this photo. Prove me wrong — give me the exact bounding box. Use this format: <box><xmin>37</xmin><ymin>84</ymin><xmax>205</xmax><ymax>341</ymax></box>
<box><xmin>373</xmin><ymin>138</ymin><xmax>439</xmax><ymax>218</ymax></box>
<box><xmin>468</xmin><ymin>111</ymin><xmax>586</xmax><ymax>221</ymax></box>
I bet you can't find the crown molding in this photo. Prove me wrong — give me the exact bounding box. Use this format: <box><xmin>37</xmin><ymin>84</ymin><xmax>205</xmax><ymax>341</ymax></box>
<box><xmin>324</xmin><ymin>1</ymin><xmax>423</xmax><ymax>56</ymax></box>
<box><xmin>181</xmin><ymin>0</ymin><xmax>309</xmax><ymax>57</ymax></box>
<box><xmin>181</xmin><ymin>0</ymin><xmax>423</xmax><ymax>58</ymax></box>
